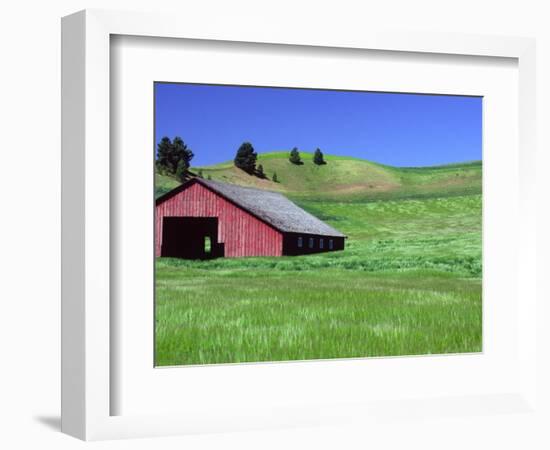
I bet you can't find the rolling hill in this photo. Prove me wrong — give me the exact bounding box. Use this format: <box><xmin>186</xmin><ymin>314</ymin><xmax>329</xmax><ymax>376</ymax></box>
<box><xmin>155</xmin><ymin>151</ymin><xmax>482</xmax><ymax>201</ymax></box>
<box><xmin>155</xmin><ymin>150</ymin><xmax>483</xmax><ymax>365</ymax></box>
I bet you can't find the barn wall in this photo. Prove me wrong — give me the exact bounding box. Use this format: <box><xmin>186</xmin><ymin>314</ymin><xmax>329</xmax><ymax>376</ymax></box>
<box><xmin>282</xmin><ymin>232</ymin><xmax>346</xmax><ymax>256</ymax></box>
<box><xmin>155</xmin><ymin>182</ymin><xmax>283</xmax><ymax>258</ymax></box>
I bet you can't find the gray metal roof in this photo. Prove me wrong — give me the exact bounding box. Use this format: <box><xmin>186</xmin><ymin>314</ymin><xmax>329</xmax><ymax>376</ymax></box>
<box><xmin>199</xmin><ymin>179</ymin><xmax>346</xmax><ymax>238</ymax></box>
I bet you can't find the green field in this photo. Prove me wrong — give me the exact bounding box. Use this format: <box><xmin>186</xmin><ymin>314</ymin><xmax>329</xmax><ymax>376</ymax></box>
<box><xmin>155</xmin><ymin>152</ymin><xmax>482</xmax><ymax>366</ymax></box>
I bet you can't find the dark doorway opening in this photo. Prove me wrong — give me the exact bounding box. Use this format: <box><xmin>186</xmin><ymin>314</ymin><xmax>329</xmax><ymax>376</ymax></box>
<box><xmin>160</xmin><ymin>217</ymin><xmax>224</xmax><ymax>259</ymax></box>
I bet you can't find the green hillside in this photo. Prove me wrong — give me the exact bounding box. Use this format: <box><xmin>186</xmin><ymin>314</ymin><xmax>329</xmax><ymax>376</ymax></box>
<box><xmin>155</xmin><ymin>151</ymin><xmax>481</xmax><ymax>201</ymax></box>
<box><xmin>155</xmin><ymin>151</ymin><xmax>482</xmax><ymax>366</ymax></box>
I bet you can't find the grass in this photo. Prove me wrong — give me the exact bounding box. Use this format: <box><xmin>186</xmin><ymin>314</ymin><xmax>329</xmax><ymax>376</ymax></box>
<box><xmin>155</xmin><ymin>269</ymin><xmax>481</xmax><ymax>365</ymax></box>
<box><xmin>155</xmin><ymin>158</ymin><xmax>482</xmax><ymax>367</ymax></box>
<box><xmin>155</xmin><ymin>171</ymin><xmax>180</xmax><ymax>198</ymax></box>
<box><xmin>157</xmin><ymin>195</ymin><xmax>481</xmax><ymax>277</ymax></box>
<box><xmin>155</xmin><ymin>151</ymin><xmax>481</xmax><ymax>202</ymax></box>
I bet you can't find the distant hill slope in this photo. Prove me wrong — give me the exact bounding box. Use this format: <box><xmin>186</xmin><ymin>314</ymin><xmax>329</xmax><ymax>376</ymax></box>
<box><xmin>155</xmin><ymin>151</ymin><xmax>481</xmax><ymax>201</ymax></box>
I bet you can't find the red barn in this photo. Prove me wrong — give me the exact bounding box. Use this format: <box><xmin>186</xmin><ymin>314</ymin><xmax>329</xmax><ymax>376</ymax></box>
<box><xmin>155</xmin><ymin>178</ymin><xmax>346</xmax><ymax>259</ymax></box>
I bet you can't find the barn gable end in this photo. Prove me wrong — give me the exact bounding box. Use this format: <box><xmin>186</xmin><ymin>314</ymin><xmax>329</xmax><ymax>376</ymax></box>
<box><xmin>155</xmin><ymin>181</ymin><xmax>283</xmax><ymax>258</ymax></box>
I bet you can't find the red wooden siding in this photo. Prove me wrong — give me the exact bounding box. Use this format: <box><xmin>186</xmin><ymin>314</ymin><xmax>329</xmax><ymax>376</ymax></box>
<box><xmin>155</xmin><ymin>182</ymin><xmax>283</xmax><ymax>257</ymax></box>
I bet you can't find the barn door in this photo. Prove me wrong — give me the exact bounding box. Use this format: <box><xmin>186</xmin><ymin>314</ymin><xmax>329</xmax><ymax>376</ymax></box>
<box><xmin>160</xmin><ymin>217</ymin><xmax>221</xmax><ymax>259</ymax></box>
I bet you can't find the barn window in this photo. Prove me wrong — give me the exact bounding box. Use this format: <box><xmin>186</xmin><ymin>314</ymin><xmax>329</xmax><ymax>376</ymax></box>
<box><xmin>204</xmin><ymin>236</ymin><xmax>212</xmax><ymax>253</ymax></box>
<box><xmin>297</xmin><ymin>236</ymin><xmax>303</xmax><ymax>248</ymax></box>
<box><xmin>320</xmin><ymin>238</ymin><xmax>324</xmax><ymax>249</ymax></box>
<box><xmin>309</xmin><ymin>237</ymin><xmax>314</xmax><ymax>248</ymax></box>
<box><xmin>329</xmin><ymin>239</ymin><xmax>333</xmax><ymax>250</ymax></box>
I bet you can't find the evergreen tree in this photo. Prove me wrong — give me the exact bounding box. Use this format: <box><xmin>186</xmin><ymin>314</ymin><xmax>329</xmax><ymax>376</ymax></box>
<box><xmin>207</xmin><ymin>174</ymin><xmax>212</xmax><ymax>180</ymax></box>
<box><xmin>257</xmin><ymin>164</ymin><xmax>265</xmax><ymax>178</ymax></box>
<box><xmin>313</xmin><ymin>148</ymin><xmax>326</xmax><ymax>165</ymax></box>
<box><xmin>156</xmin><ymin>137</ymin><xmax>174</xmax><ymax>174</ymax></box>
<box><xmin>197</xmin><ymin>169</ymin><xmax>204</xmax><ymax>178</ymax></box>
<box><xmin>272</xmin><ymin>172</ymin><xmax>278</xmax><ymax>183</ymax></box>
<box><xmin>175</xmin><ymin>160</ymin><xmax>188</xmax><ymax>182</ymax></box>
<box><xmin>289</xmin><ymin>147</ymin><xmax>303</xmax><ymax>165</ymax></box>
<box><xmin>172</xmin><ymin>136</ymin><xmax>194</xmax><ymax>176</ymax></box>
<box><xmin>155</xmin><ymin>136</ymin><xmax>194</xmax><ymax>178</ymax></box>
<box><xmin>234</xmin><ymin>142</ymin><xmax>257</xmax><ymax>173</ymax></box>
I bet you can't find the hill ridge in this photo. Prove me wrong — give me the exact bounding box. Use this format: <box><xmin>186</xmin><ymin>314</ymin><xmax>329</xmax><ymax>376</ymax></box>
<box><xmin>193</xmin><ymin>151</ymin><xmax>481</xmax><ymax>170</ymax></box>
<box><xmin>156</xmin><ymin>151</ymin><xmax>481</xmax><ymax>202</ymax></box>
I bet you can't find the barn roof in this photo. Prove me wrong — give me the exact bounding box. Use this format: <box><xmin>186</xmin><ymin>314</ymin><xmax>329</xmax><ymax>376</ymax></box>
<box><xmin>157</xmin><ymin>178</ymin><xmax>346</xmax><ymax>238</ymax></box>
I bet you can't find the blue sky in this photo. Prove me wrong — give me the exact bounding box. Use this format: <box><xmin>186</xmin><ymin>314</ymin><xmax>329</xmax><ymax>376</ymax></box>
<box><xmin>155</xmin><ymin>83</ymin><xmax>482</xmax><ymax>167</ymax></box>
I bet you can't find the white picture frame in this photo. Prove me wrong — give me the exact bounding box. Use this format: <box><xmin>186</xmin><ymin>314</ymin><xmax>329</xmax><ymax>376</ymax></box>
<box><xmin>61</xmin><ymin>9</ymin><xmax>538</xmax><ymax>441</ymax></box>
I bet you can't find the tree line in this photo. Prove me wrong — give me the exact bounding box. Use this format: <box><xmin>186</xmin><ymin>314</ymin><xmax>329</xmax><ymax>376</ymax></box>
<box><xmin>156</xmin><ymin>137</ymin><xmax>328</xmax><ymax>183</ymax></box>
